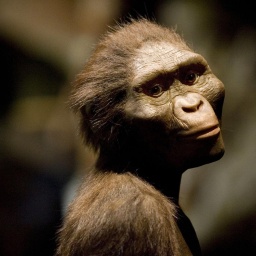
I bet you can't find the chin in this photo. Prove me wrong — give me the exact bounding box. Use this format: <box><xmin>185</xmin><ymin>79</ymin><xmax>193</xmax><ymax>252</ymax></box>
<box><xmin>209</xmin><ymin>132</ymin><xmax>225</xmax><ymax>159</ymax></box>
<box><xmin>192</xmin><ymin>134</ymin><xmax>225</xmax><ymax>169</ymax></box>
<box><xmin>178</xmin><ymin>132</ymin><xmax>225</xmax><ymax>171</ymax></box>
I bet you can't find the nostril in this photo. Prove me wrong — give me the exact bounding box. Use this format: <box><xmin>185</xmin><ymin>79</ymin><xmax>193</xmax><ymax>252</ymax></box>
<box><xmin>182</xmin><ymin>100</ymin><xmax>203</xmax><ymax>113</ymax></box>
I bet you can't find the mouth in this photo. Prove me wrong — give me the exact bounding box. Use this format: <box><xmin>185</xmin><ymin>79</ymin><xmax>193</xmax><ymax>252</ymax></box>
<box><xmin>178</xmin><ymin>125</ymin><xmax>220</xmax><ymax>140</ymax></box>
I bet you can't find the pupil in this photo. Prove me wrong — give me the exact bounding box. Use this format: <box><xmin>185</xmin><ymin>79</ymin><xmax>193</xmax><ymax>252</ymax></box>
<box><xmin>188</xmin><ymin>73</ymin><xmax>195</xmax><ymax>81</ymax></box>
<box><xmin>152</xmin><ymin>86</ymin><xmax>160</xmax><ymax>94</ymax></box>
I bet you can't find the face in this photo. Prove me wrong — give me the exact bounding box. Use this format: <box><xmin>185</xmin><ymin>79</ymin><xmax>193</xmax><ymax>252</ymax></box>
<box><xmin>125</xmin><ymin>41</ymin><xmax>225</xmax><ymax>170</ymax></box>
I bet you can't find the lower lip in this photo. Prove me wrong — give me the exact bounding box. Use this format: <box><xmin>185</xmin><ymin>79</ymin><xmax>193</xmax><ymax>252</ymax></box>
<box><xmin>178</xmin><ymin>126</ymin><xmax>220</xmax><ymax>141</ymax></box>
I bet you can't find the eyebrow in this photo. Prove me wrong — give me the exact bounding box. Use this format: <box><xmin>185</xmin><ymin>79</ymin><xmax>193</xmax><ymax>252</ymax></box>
<box><xmin>132</xmin><ymin>54</ymin><xmax>207</xmax><ymax>87</ymax></box>
<box><xmin>133</xmin><ymin>70</ymin><xmax>174</xmax><ymax>87</ymax></box>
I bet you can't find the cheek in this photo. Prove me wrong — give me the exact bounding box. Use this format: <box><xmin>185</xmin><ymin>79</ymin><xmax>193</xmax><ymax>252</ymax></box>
<box><xmin>124</xmin><ymin>93</ymin><xmax>172</xmax><ymax>120</ymax></box>
<box><xmin>200</xmin><ymin>76</ymin><xmax>225</xmax><ymax>110</ymax></box>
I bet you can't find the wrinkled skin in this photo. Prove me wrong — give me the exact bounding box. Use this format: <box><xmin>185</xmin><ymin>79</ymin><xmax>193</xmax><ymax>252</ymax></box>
<box><xmin>125</xmin><ymin>41</ymin><xmax>225</xmax><ymax>172</ymax></box>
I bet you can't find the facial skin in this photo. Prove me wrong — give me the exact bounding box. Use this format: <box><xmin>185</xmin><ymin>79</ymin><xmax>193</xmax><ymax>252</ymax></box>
<box><xmin>124</xmin><ymin>41</ymin><xmax>225</xmax><ymax>171</ymax></box>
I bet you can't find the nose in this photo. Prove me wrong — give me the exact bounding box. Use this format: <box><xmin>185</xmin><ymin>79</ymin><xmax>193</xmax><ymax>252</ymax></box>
<box><xmin>174</xmin><ymin>92</ymin><xmax>203</xmax><ymax>112</ymax></box>
<box><xmin>173</xmin><ymin>93</ymin><xmax>215</xmax><ymax>124</ymax></box>
<box><xmin>179</xmin><ymin>94</ymin><xmax>203</xmax><ymax>113</ymax></box>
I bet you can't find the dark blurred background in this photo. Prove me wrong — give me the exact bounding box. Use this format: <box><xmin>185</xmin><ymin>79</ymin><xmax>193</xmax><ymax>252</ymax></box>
<box><xmin>0</xmin><ymin>1</ymin><xmax>256</xmax><ymax>255</ymax></box>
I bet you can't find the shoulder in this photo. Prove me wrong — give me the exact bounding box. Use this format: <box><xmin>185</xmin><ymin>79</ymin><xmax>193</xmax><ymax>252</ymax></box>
<box><xmin>57</xmin><ymin>172</ymin><xmax>185</xmax><ymax>256</ymax></box>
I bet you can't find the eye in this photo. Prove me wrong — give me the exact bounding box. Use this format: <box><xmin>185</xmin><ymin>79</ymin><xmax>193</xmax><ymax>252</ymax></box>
<box><xmin>148</xmin><ymin>84</ymin><xmax>163</xmax><ymax>97</ymax></box>
<box><xmin>183</xmin><ymin>70</ymin><xmax>199</xmax><ymax>85</ymax></box>
<box><xmin>134</xmin><ymin>75</ymin><xmax>172</xmax><ymax>97</ymax></box>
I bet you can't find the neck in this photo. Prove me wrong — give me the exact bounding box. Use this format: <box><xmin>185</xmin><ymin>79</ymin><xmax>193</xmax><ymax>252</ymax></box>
<box><xmin>96</xmin><ymin>148</ymin><xmax>183</xmax><ymax>202</ymax></box>
<box><xmin>135</xmin><ymin>162</ymin><xmax>182</xmax><ymax>202</ymax></box>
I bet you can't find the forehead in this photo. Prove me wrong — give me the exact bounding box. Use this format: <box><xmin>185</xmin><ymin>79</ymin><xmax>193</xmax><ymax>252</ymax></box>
<box><xmin>131</xmin><ymin>42</ymin><xmax>204</xmax><ymax>86</ymax></box>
